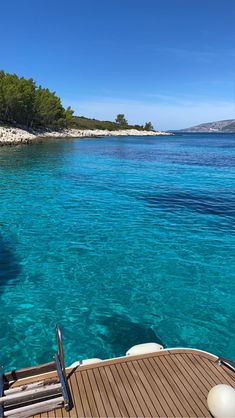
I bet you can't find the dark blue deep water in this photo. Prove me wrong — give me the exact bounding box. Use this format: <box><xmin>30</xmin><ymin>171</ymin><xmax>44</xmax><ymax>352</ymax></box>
<box><xmin>0</xmin><ymin>133</ymin><xmax>234</xmax><ymax>371</ymax></box>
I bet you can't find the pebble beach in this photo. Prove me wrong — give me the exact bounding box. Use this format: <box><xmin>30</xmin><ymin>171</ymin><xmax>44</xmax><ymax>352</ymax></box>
<box><xmin>0</xmin><ymin>126</ymin><xmax>172</xmax><ymax>145</ymax></box>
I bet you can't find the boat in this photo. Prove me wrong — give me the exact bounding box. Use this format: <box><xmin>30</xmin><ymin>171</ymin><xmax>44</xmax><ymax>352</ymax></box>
<box><xmin>0</xmin><ymin>325</ymin><xmax>234</xmax><ymax>417</ymax></box>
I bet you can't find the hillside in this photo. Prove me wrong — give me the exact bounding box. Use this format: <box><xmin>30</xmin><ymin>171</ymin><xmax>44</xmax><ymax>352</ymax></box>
<box><xmin>178</xmin><ymin>119</ymin><xmax>235</xmax><ymax>133</ymax></box>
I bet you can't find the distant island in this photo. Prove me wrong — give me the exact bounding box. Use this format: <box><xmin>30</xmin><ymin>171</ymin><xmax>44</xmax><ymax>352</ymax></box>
<box><xmin>177</xmin><ymin>119</ymin><xmax>235</xmax><ymax>133</ymax></box>
<box><xmin>0</xmin><ymin>70</ymin><xmax>171</xmax><ymax>145</ymax></box>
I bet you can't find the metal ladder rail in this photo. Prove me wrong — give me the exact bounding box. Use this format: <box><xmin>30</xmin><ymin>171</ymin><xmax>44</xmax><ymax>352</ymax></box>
<box><xmin>55</xmin><ymin>325</ymin><xmax>72</xmax><ymax>411</ymax></box>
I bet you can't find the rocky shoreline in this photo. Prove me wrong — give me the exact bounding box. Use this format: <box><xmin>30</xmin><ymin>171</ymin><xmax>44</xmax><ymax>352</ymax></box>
<box><xmin>0</xmin><ymin>126</ymin><xmax>173</xmax><ymax>146</ymax></box>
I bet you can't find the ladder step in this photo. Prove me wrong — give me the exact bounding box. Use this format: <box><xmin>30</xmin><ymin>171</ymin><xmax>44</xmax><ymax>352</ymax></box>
<box><xmin>4</xmin><ymin>396</ymin><xmax>64</xmax><ymax>418</ymax></box>
<box><xmin>5</xmin><ymin>378</ymin><xmax>58</xmax><ymax>396</ymax></box>
<box><xmin>0</xmin><ymin>383</ymin><xmax>61</xmax><ymax>407</ymax></box>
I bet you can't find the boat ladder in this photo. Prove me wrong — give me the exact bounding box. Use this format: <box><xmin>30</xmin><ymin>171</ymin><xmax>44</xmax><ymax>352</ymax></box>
<box><xmin>0</xmin><ymin>325</ymin><xmax>72</xmax><ymax>418</ymax></box>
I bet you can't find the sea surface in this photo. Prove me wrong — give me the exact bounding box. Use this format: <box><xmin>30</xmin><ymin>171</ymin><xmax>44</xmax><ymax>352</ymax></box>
<box><xmin>0</xmin><ymin>133</ymin><xmax>234</xmax><ymax>371</ymax></box>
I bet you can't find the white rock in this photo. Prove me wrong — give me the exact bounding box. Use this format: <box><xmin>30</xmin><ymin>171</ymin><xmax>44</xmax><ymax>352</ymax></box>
<box><xmin>0</xmin><ymin>126</ymin><xmax>173</xmax><ymax>145</ymax></box>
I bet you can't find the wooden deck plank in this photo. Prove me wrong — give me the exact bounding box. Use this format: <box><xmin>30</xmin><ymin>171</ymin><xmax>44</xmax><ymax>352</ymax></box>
<box><xmin>47</xmin><ymin>410</ymin><xmax>56</xmax><ymax>418</ymax></box>
<box><xmin>125</xmin><ymin>362</ymin><xmax>156</xmax><ymax>417</ymax></box>
<box><xmin>74</xmin><ymin>371</ymin><xmax>91</xmax><ymax>417</ymax></box>
<box><xmin>180</xmin><ymin>353</ymin><xmax>213</xmax><ymax>392</ymax></box>
<box><xmin>159</xmin><ymin>355</ymin><xmax>200</xmax><ymax>417</ymax></box>
<box><xmin>109</xmin><ymin>364</ymin><xmax>137</xmax><ymax>417</ymax></box>
<box><xmin>58</xmin><ymin>405</ymin><xmax>70</xmax><ymax>418</ymax></box>
<box><xmin>137</xmin><ymin>358</ymin><xmax>174</xmax><ymax>417</ymax></box>
<box><xmin>113</xmin><ymin>363</ymin><xmax>144</xmax><ymax>417</ymax></box>
<box><xmin>187</xmin><ymin>354</ymin><xmax>221</xmax><ymax>387</ymax></box>
<box><xmin>8</xmin><ymin>348</ymin><xmax>233</xmax><ymax>418</ymax></box>
<box><xmin>143</xmin><ymin>357</ymin><xmax>181</xmax><ymax>417</ymax></box>
<box><xmin>98</xmin><ymin>367</ymin><xmax>121</xmax><ymax>417</ymax></box>
<box><xmin>73</xmin><ymin>349</ymin><xmax>215</xmax><ymax>373</ymax></box>
<box><xmin>126</xmin><ymin>360</ymin><xmax>158</xmax><ymax>417</ymax></box>
<box><xmin>86</xmin><ymin>369</ymin><xmax>107</xmax><ymax>417</ymax></box>
<box><xmin>39</xmin><ymin>412</ymin><xmax>49</xmax><ymax>418</ymax></box>
<box><xmin>121</xmin><ymin>362</ymin><xmax>152</xmax><ymax>417</ymax></box>
<box><xmin>53</xmin><ymin>407</ymin><xmax>62</xmax><ymax>418</ymax></box>
<box><xmin>148</xmin><ymin>356</ymin><xmax>188</xmax><ymax>417</ymax></box>
<box><xmin>127</xmin><ymin>360</ymin><xmax>160</xmax><ymax>417</ymax></box>
<box><xmin>174</xmin><ymin>353</ymin><xmax>209</xmax><ymax>400</ymax></box>
<box><xmin>103</xmin><ymin>365</ymin><xmax>129</xmax><ymax>417</ymax></box>
<box><xmin>155</xmin><ymin>355</ymin><xmax>197</xmax><ymax>416</ymax></box>
<box><xmin>68</xmin><ymin>371</ymin><xmax>83</xmax><ymax>417</ymax></box>
<box><xmin>74</xmin><ymin>350</ymin><xmax>171</xmax><ymax>372</ymax></box>
<box><xmin>147</xmin><ymin>356</ymin><xmax>185</xmax><ymax>417</ymax></box>
<box><xmin>80</xmin><ymin>370</ymin><xmax>99</xmax><ymax>417</ymax></box>
<box><xmin>219</xmin><ymin>361</ymin><xmax>235</xmax><ymax>380</ymax></box>
<box><xmin>139</xmin><ymin>358</ymin><xmax>177</xmax><ymax>418</ymax></box>
<box><xmin>92</xmin><ymin>367</ymin><xmax>114</xmax><ymax>417</ymax></box>
<box><xmin>202</xmin><ymin>357</ymin><xmax>235</xmax><ymax>386</ymax></box>
<box><xmin>165</xmin><ymin>354</ymin><xmax>208</xmax><ymax>417</ymax></box>
<box><xmin>54</xmin><ymin>406</ymin><xmax>66</xmax><ymax>418</ymax></box>
<box><xmin>125</xmin><ymin>360</ymin><xmax>158</xmax><ymax>417</ymax></box>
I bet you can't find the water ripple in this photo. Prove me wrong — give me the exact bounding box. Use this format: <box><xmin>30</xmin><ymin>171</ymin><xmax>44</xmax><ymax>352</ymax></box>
<box><xmin>0</xmin><ymin>133</ymin><xmax>234</xmax><ymax>370</ymax></box>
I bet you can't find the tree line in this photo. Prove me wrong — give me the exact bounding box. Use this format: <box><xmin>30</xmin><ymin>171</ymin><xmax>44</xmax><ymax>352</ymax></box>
<box><xmin>0</xmin><ymin>71</ymin><xmax>73</xmax><ymax>129</ymax></box>
<box><xmin>115</xmin><ymin>114</ymin><xmax>154</xmax><ymax>131</ymax></box>
<box><xmin>72</xmin><ymin>115</ymin><xmax>154</xmax><ymax>131</ymax></box>
<box><xmin>0</xmin><ymin>71</ymin><xmax>155</xmax><ymax>131</ymax></box>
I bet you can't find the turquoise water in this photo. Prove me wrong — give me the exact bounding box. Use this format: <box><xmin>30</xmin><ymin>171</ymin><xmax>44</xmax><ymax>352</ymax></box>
<box><xmin>0</xmin><ymin>133</ymin><xmax>234</xmax><ymax>371</ymax></box>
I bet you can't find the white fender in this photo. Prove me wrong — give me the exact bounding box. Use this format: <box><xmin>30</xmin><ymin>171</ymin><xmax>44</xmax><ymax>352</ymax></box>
<box><xmin>81</xmin><ymin>358</ymin><xmax>102</xmax><ymax>365</ymax></box>
<box><xmin>207</xmin><ymin>385</ymin><xmax>235</xmax><ymax>418</ymax></box>
<box><xmin>69</xmin><ymin>361</ymin><xmax>81</xmax><ymax>368</ymax></box>
<box><xmin>126</xmin><ymin>342</ymin><xmax>163</xmax><ymax>356</ymax></box>
<box><xmin>69</xmin><ymin>358</ymin><xmax>102</xmax><ymax>368</ymax></box>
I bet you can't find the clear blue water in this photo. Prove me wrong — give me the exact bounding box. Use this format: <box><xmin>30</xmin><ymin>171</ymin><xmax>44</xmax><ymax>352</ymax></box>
<box><xmin>0</xmin><ymin>133</ymin><xmax>234</xmax><ymax>372</ymax></box>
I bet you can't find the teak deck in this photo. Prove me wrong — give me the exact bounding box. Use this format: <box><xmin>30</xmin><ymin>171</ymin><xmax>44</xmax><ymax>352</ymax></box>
<box><xmin>9</xmin><ymin>349</ymin><xmax>235</xmax><ymax>418</ymax></box>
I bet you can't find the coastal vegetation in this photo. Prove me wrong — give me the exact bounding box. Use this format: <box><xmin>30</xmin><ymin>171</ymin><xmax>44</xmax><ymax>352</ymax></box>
<box><xmin>144</xmin><ymin>122</ymin><xmax>154</xmax><ymax>131</ymax></box>
<box><xmin>115</xmin><ymin>114</ymin><xmax>128</xmax><ymax>127</ymax></box>
<box><xmin>0</xmin><ymin>71</ymin><xmax>155</xmax><ymax>132</ymax></box>
<box><xmin>71</xmin><ymin>116</ymin><xmax>149</xmax><ymax>131</ymax></box>
<box><xmin>0</xmin><ymin>71</ymin><xmax>74</xmax><ymax>129</ymax></box>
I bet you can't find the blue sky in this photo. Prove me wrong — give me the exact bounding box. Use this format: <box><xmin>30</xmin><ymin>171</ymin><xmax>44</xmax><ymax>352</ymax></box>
<box><xmin>0</xmin><ymin>0</ymin><xmax>234</xmax><ymax>130</ymax></box>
